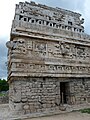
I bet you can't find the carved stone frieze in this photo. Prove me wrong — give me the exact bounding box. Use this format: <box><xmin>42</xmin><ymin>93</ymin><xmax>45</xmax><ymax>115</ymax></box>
<box><xmin>7</xmin><ymin>38</ymin><xmax>90</xmax><ymax>61</ymax></box>
<box><xmin>13</xmin><ymin>63</ymin><xmax>90</xmax><ymax>74</ymax></box>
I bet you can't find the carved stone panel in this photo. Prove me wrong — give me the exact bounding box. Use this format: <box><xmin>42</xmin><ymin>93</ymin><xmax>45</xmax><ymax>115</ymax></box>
<box><xmin>13</xmin><ymin>63</ymin><xmax>90</xmax><ymax>75</ymax></box>
<box><xmin>7</xmin><ymin>37</ymin><xmax>90</xmax><ymax>62</ymax></box>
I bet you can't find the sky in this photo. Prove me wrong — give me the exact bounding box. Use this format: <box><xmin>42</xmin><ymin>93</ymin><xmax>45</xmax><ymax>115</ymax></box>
<box><xmin>0</xmin><ymin>0</ymin><xmax>90</xmax><ymax>79</ymax></box>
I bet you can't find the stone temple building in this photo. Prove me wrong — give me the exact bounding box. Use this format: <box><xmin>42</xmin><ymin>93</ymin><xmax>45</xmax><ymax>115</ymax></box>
<box><xmin>6</xmin><ymin>1</ymin><xmax>90</xmax><ymax>117</ymax></box>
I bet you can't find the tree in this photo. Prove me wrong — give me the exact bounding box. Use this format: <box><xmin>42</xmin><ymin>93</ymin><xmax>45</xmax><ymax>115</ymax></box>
<box><xmin>0</xmin><ymin>79</ymin><xmax>9</xmax><ymax>91</ymax></box>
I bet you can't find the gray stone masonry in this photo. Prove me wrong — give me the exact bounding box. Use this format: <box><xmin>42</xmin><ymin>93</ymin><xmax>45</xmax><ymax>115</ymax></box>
<box><xmin>9</xmin><ymin>77</ymin><xmax>90</xmax><ymax>114</ymax></box>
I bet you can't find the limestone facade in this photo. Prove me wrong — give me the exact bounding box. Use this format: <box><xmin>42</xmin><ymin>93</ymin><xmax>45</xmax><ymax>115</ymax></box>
<box><xmin>6</xmin><ymin>1</ymin><xmax>90</xmax><ymax>116</ymax></box>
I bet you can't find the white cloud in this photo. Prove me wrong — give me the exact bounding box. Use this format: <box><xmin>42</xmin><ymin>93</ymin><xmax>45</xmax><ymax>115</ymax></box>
<box><xmin>0</xmin><ymin>1</ymin><xmax>13</xmax><ymax>38</ymax></box>
<box><xmin>0</xmin><ymin>0</ymin><xmax>24</xmax><ymax>38</ymax></box>
<box><xmin>84</xmin><ymin>0</ymin><xmax>90</xmax><ymax>34</ymax></box>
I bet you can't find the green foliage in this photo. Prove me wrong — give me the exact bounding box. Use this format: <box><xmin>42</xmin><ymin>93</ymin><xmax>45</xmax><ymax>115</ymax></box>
<box><xmin>0</xmin><ymin>79</ymin><xmax>9</xmax><ymax>92</ymax></box>
<box><xmin>0</xmin><ymin>93</ymin><xmax>6</xmax><ymax>96</ymax></box>
<box><xmin>80</xmin><ymin>108</ymin><xmax>90</xmax><ymax>114</ymax></box>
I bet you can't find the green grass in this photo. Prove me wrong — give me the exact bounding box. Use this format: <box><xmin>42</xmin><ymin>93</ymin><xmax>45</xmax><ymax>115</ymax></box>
<box><xmin>80</xmin><ymin>108</ymin><xmax>90</xmax><ymax>114</ymax></box>
<box><xmin>0</xmin><ymin>93</ymin><xmax>6</xmax><ymax>96</ymax></box>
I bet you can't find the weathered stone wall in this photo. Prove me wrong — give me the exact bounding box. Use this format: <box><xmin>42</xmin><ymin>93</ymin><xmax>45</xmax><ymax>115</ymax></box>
<box><xmin>70</xmin><ymin>78</ymin><xmax>90</xmax><ymax>104</ymax></box>
<box><xmin>9</xmin><ymin>77</ymin><xmax>60</xmax><ymax>114</ymax></box>
<box><xmin>9</xmin><ymin>77</ymin><xmax>90</xmax><ymax>114</ymax></box>
<box><xmin>0</xmin><ymin>96</ymin><xmax>9</xmax><ymax>104</ymax></box>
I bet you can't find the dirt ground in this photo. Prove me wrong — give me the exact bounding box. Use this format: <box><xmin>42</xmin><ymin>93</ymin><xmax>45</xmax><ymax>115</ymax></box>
<box><xmin>26</xmin><ymin>112</ymin><xmax>90</xmax><ymax>120</ymax></box>
<box><xmin>0</xmin><ymin>104</ymin><xmax>90</xmax><ymax>120</ymax></box>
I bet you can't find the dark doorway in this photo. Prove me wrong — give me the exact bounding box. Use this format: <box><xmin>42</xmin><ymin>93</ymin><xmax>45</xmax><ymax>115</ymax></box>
<box><xmin>60</xmin><ymin>82</ymin><xmax>69</xmax><ymax>104</ymax></box>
